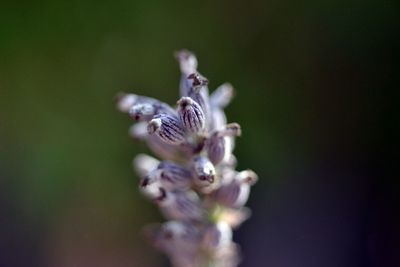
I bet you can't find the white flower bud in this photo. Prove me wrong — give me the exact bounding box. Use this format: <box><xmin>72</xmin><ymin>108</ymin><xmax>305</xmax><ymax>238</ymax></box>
<box><xmin>133</xmin><ymin>154</ymin><xmax>160</xmax><ymax>177</ymax></box>
<box><xmin>116</xmin><ymin>93</ymin><xmax>138</xmax><ymax>112</ymax></box>
<box><xmin>175</xmin><ymin>50</ymin><xmax>198</xmax><ymax>76</ymax></box>
<box><xmin>192</xmin><ymin>156</ymin><xmax>216</xmax><ymax>187</ymax></box>
<box><xmin>116</xmin><ymin>93</ymin><xmax>160</xmax><ymax>113</ymax></box>
<box><xmin>139</xmin><ymin>177</ymin><xmax>165</xmax><ymax>201</ymax></box>
<box><xmin>128</xmin><ymin>122</ymin><xmax>148</xmax><ymax>140</ymax></box>
<box><xmin>129</xmin><ymin>102</ymin><xmax>175</xmax><ymax>121</ymax></box>
<box><xmin>177</xmin><ymin>97</ymin><xmax>206</xmax><ymax>134</ymax></box>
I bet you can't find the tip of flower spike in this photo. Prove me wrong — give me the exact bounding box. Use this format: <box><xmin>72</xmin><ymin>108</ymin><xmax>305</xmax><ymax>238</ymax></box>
<box><xmin>187</xmin><ymin>73</ymin><xmax>208</xmax><ymax>88</ymax></box>
<box><xmin>147</xmin><ymin>118</ymin><xmax>162</xmax><ymax>134</ymax></box>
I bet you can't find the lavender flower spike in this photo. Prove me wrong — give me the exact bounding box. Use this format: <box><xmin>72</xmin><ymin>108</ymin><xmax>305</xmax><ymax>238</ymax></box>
<box><xmin>117</xmin><ymin>50</ymin><xmax>258</xmax><ymax>267</ymax></box>
<box><xmin>177</xmin><ymin>96</ymin><xmax>206</xmax><ymax>134</ymax></box>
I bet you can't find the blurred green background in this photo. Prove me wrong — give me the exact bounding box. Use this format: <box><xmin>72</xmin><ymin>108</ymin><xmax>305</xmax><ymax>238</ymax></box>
<box><xmin>0</xmin><ymin>1</ymin><xmax>397</xmax><ymax>267</ymax></box>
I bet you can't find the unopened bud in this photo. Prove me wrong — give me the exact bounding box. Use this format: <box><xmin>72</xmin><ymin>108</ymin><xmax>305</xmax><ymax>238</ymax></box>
<box><xmin>129</xmin><ymin>122</ymin><xmax>148</xmax><ymax>140</ymax></box>
<box><xmin>175</xmin><ymin>50</ymin><xmax>198</xmax><ymax>97</ymax></box>
<box><xmin>186</xmin><ymin>73</ymin><xmax>210</xmax><ymax>120</ymax></box>
<box><xmin>175</xmin><ymin>50</ymin><xmax>198</xmax><ymax>76</ymax></box>
<box><xmin>116</xmin><ymin>93</ymin><xmax>138</xmax><ymax>112</ymax></box>
<box><xmin>192</xmin><ymin>156</ymin><xmax>216</xmax><ymax>187</ymax></box>
<box><xmin>158</xmin><ymin>191</ymin><xmax>204</xmax><ymax>221</ymax></box>
<box><xmin>206</xmin><ymin>134</ymin><xmax>226</xmax><ymax>165</ymax></box>
<box><xmin>148</xmin><ymin>114</ymin><xmax>186</xmax><ymax>145</ymax></box>
<box><xmin>139</xmin><ymin>177</ymin><xmax>165</xmax><ymax>201</ymax></box>
<box><xmin>236</xmin><ymin>169</ymin><xmax>258</xmax><ymax>185</ymax></box>
<box><xmin>209</xmin><ymin>106</ymin><xmax>227</xmax><ymax>131</ymax></box>
<box><xmin>187</xmin><ymin>73</ymin><xmax>209</xmax><ymax>88</ymax></box>
<box><xmin>129</xmin><ymin>103</ymin><xmax>156</xmax><ymax>121</ymax></box>
<box><xmin>210</xmin><ymin>83</ymin><xmax>235</xmax><ymax>108</ymax></box>
<box><xmin>133</xmin><ymin>154</ymin><xmax>160</xmax><ymax>177</ymax></box>
<box><xmin>157</xmin><ymin>161</ymin><xmax>192</xmax><ymax>190</ymax></box>
<box><xmin>212</xmin><ymin>170</ymin><xmax>257</xmax><ymax>208</ymax></box>
<box><xmin>116</xmin><ymin>93</ymin><xmax>159</xmax><ymax>113</ymax></box>
<box><xmin>220</xmin><ymin>123</ymin><xmax>241</xmax><ymax>137</ymax></box>
<box><xmin>177</xmin><ymin>97</ymin><xmax>206</xmax><ymax>134</ymax></box>
<box><xmin>129</xmin><ymin>102</ymin><xmax>175</xmax><ymax>122</ymax></box>
<box><xmin>206</xmin><ymin>123</ymin><xmax>241</xmax><ymax>165</ymax></box>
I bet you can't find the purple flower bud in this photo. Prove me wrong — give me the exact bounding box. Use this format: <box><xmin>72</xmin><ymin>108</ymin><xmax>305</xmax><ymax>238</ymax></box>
<box><xmin>211</xmin><ymin>170</ymin><xmax>257</xmax><ymax>208</ymax></box>
<box><xmin>192</xmin><ymin>156</ymin><xmax>216</xmax><ymax>187</ymax></box>
<box><xmin>187</xmin><ymin>73</ymin><xmax>209</xmax><ymax>88</ymax></box>
<box><xmin>175</xmin><ymin>50</ymin><xmax>198</xmax><ymax>97</ymax></box>
<box><xmin>212</xmin><ymin>181</ymin><xmax>241</xmax><ymax>207</ymax></box>
<box><xmin>186</xmin><ymin>73</ymin><xmax>211</xmax><ymax>121</ymax></box>
<box><xmin>129</xmin><ymin>102</ymin><xmax>175</xmax><ymax>121</ymax></box>
<box><xmin>157</xmin><ymin>161</ymin><xmax>192</xmax><ymax>190</ymax></box>
<box><xmin>210</xmin><ymin>83</ymin><xmax>235</xmax><ymax>109</ymax></box>
<box><xmin>206</xmin><ymin>123</ymin><xmax>242</xmax><ymax>165</ymax></box>
<box><xmin>177</xmin><ymin>97</ymin><xmax>206</xmax><ymax>134</ymax></box>
<box><xmin>147</xmin><ymin>114</ymin><xmax>186</xmax><ymax>145</ymax></box>
<box><xmin>158</xmin><ymin>191</ymin><xmax>204</xmax><ymax>221</ymax></box>
<box><xmin>206</xmin><ymin>135</ymin><xmax>226</xmax><ymax>165</ymax></box>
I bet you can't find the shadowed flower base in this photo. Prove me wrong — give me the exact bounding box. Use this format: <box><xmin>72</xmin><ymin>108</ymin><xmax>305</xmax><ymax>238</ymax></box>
<box><xmin>117</xmin><ymin>50</ymin><xmax>257</xmax><ymax>267</ymax></box>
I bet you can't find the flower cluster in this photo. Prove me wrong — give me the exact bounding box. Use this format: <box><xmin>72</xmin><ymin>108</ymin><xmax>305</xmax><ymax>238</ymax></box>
<box><xmin>117</xmin><ymin>50</ymin><xmax>257</xmax><ymax>267</ymax></box>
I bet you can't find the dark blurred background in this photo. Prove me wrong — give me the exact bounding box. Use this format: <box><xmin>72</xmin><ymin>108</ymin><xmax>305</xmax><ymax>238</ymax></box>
<box><xmin>0</xmin><ymin>1</ymin><xmax>398</xmax><ymax>267</ymax></box>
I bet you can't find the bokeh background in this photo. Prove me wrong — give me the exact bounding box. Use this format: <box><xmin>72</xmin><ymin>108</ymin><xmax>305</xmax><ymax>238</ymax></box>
<box><xmin>0</xmin><ymin>1</ymin><xmax>398</xmax><ymax>267</ymax></box>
